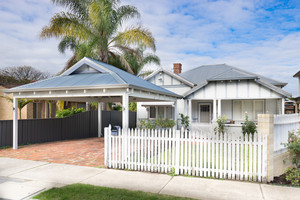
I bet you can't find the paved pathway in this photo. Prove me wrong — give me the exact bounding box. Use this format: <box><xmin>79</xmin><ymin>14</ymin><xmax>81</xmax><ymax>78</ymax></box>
<box><xmin>0</xmin><ymin>138</ymin><xmax>105</xmax><ymax>167</ymax></box>
<box><xmin>0</xmin><ymin>157</ymin><xmax>300</xmax><ymax>200</ymax></box>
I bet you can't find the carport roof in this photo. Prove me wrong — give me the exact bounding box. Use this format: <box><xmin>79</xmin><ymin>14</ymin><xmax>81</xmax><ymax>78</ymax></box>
<box><xmin>5</xmin><ymin>57</ymin><xmax>180</xmax><ymax>98</ymax></box>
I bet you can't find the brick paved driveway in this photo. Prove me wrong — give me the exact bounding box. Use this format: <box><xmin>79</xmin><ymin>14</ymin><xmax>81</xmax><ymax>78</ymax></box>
<box><xmin>0</xmin><ymin>137</ymin><xmax>105</xmax><ymax>167</ymax></box>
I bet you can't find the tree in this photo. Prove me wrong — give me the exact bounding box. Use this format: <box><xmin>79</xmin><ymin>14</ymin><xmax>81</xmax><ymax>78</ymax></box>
<box><xmin>0</xmin><ymin>96</ymin><xmax>33</xmax><ymax>119</ymax></box>
<box><xmin>41</xmin><ymin>0</ymin><xmax>156</xmax><ymax>74</ymax></box>
<box><xmin>0</xmin><ymin>66</ymin><xmax>50</xmax><ymax>85</ymax></box>
<box><xmin>122</xmin><ymin>47</ymin><xmax>160</xmax><ymax>75</ymax></box>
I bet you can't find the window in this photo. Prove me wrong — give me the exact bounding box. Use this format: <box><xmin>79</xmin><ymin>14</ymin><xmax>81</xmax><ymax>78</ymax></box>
<box><xmin>254</xmin><ymin>100</ymin><xmax>264</xmax><ymax>119</ymax></box>
<box><xmin>149</xmin><ymin>106</ymin><xmax>156</xmax><ymax>119</ymax></box>
<box><xmin>233</xmin><ymin>100</ymin><xmax>264</xmax><ymax>121</ymax></box>
<box><xmin>148</xmin><ymin>106</ymin><xmax>173</xmax><ymax>119</ymax></box>
<box><xmin>158</xmin><ymin>107</ymin><xmax>164</xmax><ymax>118</ymax></box>
<box><xmin>166</xmin><ymin>107</ymin><xmax>173</xmax><ymax>119</ymax></box>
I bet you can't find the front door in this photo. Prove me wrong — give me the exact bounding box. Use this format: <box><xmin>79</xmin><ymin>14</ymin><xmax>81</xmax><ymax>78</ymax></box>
<box><xmin>199</xmin><ymin>104</ymin><xmax>211</xmax><ymax>123</ymax></box>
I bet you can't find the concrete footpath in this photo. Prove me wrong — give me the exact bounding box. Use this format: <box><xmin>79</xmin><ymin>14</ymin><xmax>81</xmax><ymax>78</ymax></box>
<box><xmin>0</xmin><ymin>157</ymin><xmax>300</xmax><ymax>200</ymax></box>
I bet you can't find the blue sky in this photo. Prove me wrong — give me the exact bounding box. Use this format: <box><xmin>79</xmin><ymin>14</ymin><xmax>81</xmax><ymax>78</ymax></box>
<box><xmin>0</xmin><ymin>0</ymin><xmax>299</xmax><ymax>96</ymax></box>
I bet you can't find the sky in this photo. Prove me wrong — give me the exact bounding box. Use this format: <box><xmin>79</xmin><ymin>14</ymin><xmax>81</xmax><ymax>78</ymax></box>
<box><xmin>0</xmin><ymin>0</ymin><xmax>299</xmax><ymax>96</ymax></box>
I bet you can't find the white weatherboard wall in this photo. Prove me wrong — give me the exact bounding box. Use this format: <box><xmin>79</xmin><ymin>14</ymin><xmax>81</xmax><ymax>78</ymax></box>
<box><xmin>189</xmin><ymin>80</ymin><xmax>283</xmax><ymax>100</ymax></box>
<box><xmin>137</xmin><ymin>71</ymin><xmax>191</xmax><ymax>121</ymax></box>
<box><xmin>148</xmin><ymin>71</ymin><xmax>192</xmax><ymax>95</ymax></box>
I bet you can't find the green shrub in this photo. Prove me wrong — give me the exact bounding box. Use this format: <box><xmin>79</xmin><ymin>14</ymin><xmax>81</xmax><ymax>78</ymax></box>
<box><xmin>283</xmin><ymin>130</ymin><xmax>300</xmax><ymax>167</ymax></box>
<box><xmin>138</xmin><ymin>118</ymin><xmax>176</xmax><ymax>130</ymax></box>
<box><xmin>242</xmin><ymin>113</ymin><xmax>257</xmax><ymax>136</ymax></box>
<box><xmin>214</xmin><ymin>115</ymin><xmax>227</xmax><ymax>134</ymax></box>
<box><xmin>179</xmin><ymin>113</ymin><xmax>189</xmax><ymax>130</ymax></box>
<box><xmin>56</xmin><ymin>107</ymin><xmax>85</xmax><ymax>118</ymax></box>
<box><xmin>285</xmin><ymin>168</ymin><xmax>300</xmax><ymax>186</ymax></box>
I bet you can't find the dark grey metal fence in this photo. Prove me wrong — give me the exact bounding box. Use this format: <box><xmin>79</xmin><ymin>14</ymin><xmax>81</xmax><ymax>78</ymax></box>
<box><xmin>0</xmin><ymin>110</ymin><xmax>136</xmax><ymax>147</ymax></box>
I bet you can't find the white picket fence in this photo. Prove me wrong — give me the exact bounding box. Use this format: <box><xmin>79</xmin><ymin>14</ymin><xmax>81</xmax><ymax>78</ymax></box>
<box><xmin>274</xmin><ymin>113</ymin><xmax>299</xmax><ymax>154</ymax></box>
<box><xmin>104</xmin><ymin>126</ymin><xmax>268</xmax><ymax>182</ymax></box>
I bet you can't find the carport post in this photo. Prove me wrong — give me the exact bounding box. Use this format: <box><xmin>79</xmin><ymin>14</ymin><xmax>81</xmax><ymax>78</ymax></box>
<box><xmin>98</xmin><ymin>102</ymin><xmax>102</xmax><ymax>137</ymax></box>
<box><xmin>122</xmin><ymin>93</ymin><xmax>129</xmax><ymax>130</ymax></box>
<box><xmin>13</xmin><ymin>97</ymin><xmax>18</xmax><ymax>149</ymax></box>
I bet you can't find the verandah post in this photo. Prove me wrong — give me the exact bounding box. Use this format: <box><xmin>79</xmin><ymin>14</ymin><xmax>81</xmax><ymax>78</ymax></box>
<box><xmin>13</xmin><ymin>97</ymin><xmax>18</xmax><ymax>150</ymax></box>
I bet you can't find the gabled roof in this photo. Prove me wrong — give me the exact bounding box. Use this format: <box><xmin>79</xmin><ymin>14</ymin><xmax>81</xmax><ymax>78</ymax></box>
<box><xmin>6</xmin><ymin>57</ymin><xmax>180</xmax><ymax>97</ymax></box>
<box><xmin>254</xmin><ymin>79</ymin><xmax>292</xmax><ymax>98</ymax></box>
<box><xmin>293</xmin><ymin>70</ymin><xmax>300</xmax><ymax>78</ymax></box>
<box><xmin>207</xmin><ymin>68</ymin><xmax>257</xmax><ymax>81</ymax></box>
<box><xmin>145</xmin><ymin>68</ymin><xmax>195</xmax><ymax>87</ymax></box>
<box><xmin>180</xmin><ymin>64</ymin><xmax>291</xmax><ymax>98</ymax></box>
<box><xmin>180</xmin><ymin>64</ymin><xmax>287</xmax><ymax>87</ymax></box>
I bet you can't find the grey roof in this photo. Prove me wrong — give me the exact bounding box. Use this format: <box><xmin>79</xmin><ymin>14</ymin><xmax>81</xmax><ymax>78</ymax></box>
<box><xmin>180</xmin><ymin>64</ymin><xmax>291</xmax><ymax>98</ymax></box>
<box><xmin>7</xmin><ymin>57</ymin><xmax>179</xmax><ymax>97</ymax></box>
<box><xmin>144</xmin><ymin>67</ymin><xmax>195</xmax><ymax>87</ymax></box>
<box><xmin>180</xmin><ymin>64</ymin><xmax>287</xmax><ymax>87</ymax></box>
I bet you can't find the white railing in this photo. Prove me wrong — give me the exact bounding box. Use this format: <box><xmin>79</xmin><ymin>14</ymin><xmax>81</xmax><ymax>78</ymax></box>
<box><xmin>104</xmin><ymin>126</ymin><xmax>268</xmax><ymax>182</ymax></box>
<box><xmin>274</xmin><ymin>113</ymin><xmax>299</xmax><ymax>154</ymax></box>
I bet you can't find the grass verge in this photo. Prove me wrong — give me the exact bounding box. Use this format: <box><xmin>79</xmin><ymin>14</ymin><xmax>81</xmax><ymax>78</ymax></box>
<box><xmin>33</xmin><ymin>183</ymin><xmax>194</xmax><ymax>200</ymax></box>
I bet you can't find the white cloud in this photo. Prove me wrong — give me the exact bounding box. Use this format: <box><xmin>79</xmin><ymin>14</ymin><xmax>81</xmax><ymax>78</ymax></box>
<box><xmin>0</xmin><ymin>0</ymin><xmax>299</xmax><ymax>96</ymax></box>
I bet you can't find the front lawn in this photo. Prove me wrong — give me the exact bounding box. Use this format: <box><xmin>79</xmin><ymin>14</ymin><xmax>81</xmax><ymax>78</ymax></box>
<box><xmin>33</xmin><ymin>183</ymin><xmax>194</xmax><ymax>200</ymax></box>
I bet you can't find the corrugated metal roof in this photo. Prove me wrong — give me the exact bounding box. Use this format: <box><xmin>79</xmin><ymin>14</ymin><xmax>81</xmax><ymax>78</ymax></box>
<box><xmin>86</xmin><ymin>58</ymin><xmax>178</xmax><ymax>95</ymax></box>
<box><xmin>207</xmin><ymin>69</ymin><xmax>257</xmax><ymax>81</ymax></box>
<box><xmin>180</xmin><ymin>64</ymin><xmax>287</xmax><ymax>86</ymax></box>
<box><xmin>13</xmin><ymin>73</ymin><xmax>120</xmax><ymax>89</ymax></box>
<box><xmin>9</xmin><ymin>57</ymin><xmax>179</xmax><ymax>97</ymax></box>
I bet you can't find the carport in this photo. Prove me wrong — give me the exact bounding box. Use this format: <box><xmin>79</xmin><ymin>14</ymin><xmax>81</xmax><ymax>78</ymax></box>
<box><xmin>3</xmin><ymin>57</ymin><xmax>180</xmax><ymax>149</ymax></box>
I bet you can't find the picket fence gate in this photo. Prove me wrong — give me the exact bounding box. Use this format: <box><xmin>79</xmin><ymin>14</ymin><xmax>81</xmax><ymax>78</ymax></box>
<box><xmin>104</xmin><ymin>126</ymin><xmax>268</xmax><ymax>182</ymax></box>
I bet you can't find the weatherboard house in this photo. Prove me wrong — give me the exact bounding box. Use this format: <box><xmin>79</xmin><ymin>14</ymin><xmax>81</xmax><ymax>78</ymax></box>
<box><xmin>137</xmin><ymin>63</ymin><xmax>291</xmax><ymax>128</ymax></box>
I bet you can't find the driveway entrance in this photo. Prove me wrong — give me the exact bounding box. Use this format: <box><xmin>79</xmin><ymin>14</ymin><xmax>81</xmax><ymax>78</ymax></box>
<box><xmin>0</xmin><ymin>137</ymin><xmax>105</xmax><ymax>167</ymax></box>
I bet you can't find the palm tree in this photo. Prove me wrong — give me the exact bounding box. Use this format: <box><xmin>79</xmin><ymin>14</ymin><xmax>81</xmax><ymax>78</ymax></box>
<box><xmin>41</xmin><ymin>0</ymin><xmax>156</xmax><ymax>74</ymax></box>
<box><xmin>123</xmin><ymin>47</ymin><xmax>160</xmax><ymax>75</ymax></box>
<box><xmin>0</xmin><ymin>96</ymin><xmax>33</xmax><ymax>119</ymax></box>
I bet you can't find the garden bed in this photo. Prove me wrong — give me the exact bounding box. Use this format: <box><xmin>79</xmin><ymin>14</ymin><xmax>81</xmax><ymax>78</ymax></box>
<box><xmin>271</xmin><ymin>168</ymin><xmax>300</xmax><ymax>187</ymax></box>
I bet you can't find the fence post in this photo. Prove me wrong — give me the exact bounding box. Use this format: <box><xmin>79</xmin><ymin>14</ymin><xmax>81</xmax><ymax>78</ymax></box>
<box><xmin>257</xmin><ymin>114</ymin><xmax>274</xmax><ymax>182</ymax></box>
<box><xmin>104</xmin><ymin>125</ymin><xmax>111</xmax><ymax>167</ymax></box>
<box><xmin>175</xmin><ymin>129</ymin><xmax>180</xmax><ymax>175</ymax></box>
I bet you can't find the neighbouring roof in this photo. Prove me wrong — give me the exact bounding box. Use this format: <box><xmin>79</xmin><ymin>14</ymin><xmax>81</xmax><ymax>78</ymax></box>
<box><xmin>144</xmin><ymin>68</ymin><xmax>195</xmax><ymax>87</ymax></box>
<box><xmin>293</xmin><ymin>70</ymin><xmax>300</xmax><ymax>78</ymax></box>
<box><xmin>180</xmin><ymin>64</ymin><xmax>287</xmax><ymax>87</ymax></box>
<box><xmin>5</xmin><ymin>57</ymin><xmax>180</xmax><ymax>97</ymax></box>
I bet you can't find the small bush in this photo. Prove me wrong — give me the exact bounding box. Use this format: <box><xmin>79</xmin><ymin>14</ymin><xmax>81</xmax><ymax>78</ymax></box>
<box><xmin>179</xmin><ymin>113</ymin><xmax>189</xmax><ymax>131</ymax></box>
<box><xmin>214</xmin><ymin>115</ymin><xmax>227</xmax><ymax>135</ymax></box>
<box><xmin>283</xmin><ymin>130</ymin><xmax>300</xmax><ymax>167</ymax></box>
<box><xmin>285</xmin><ymin>168</ymin><xmax>300</xmax><ymax>186</ymax></box>
<box><xmin>56</xmin><ymin>107</ymin><xmax>85</xmax><ymax>118</ymax></box>
<box><xmin>242</xmin><ymin>113</ymin><xmax>257</xmax><ymax>136</ymax></box>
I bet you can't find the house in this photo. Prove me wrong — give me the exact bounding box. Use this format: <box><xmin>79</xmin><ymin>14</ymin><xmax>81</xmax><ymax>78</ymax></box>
<box><xmin>293</xmin><ymin>70</ymin><xmax>300</xmax><ymax>113</ymax></box>
<box><xmin>137</xmin><ymin>63</ymin><xmax>292</xmax><ymax>127</ymax></box>
<box><xmin>0</xmin><ymin>85</ymin><xmax>51</xmax><ymax>120</ymax></box>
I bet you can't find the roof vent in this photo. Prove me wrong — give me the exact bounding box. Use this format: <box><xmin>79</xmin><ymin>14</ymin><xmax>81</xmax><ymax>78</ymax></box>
<box><xmin>71</xmin><ymin>64</ymin><xmax>100</xmax><ymax>74</ymax></box>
